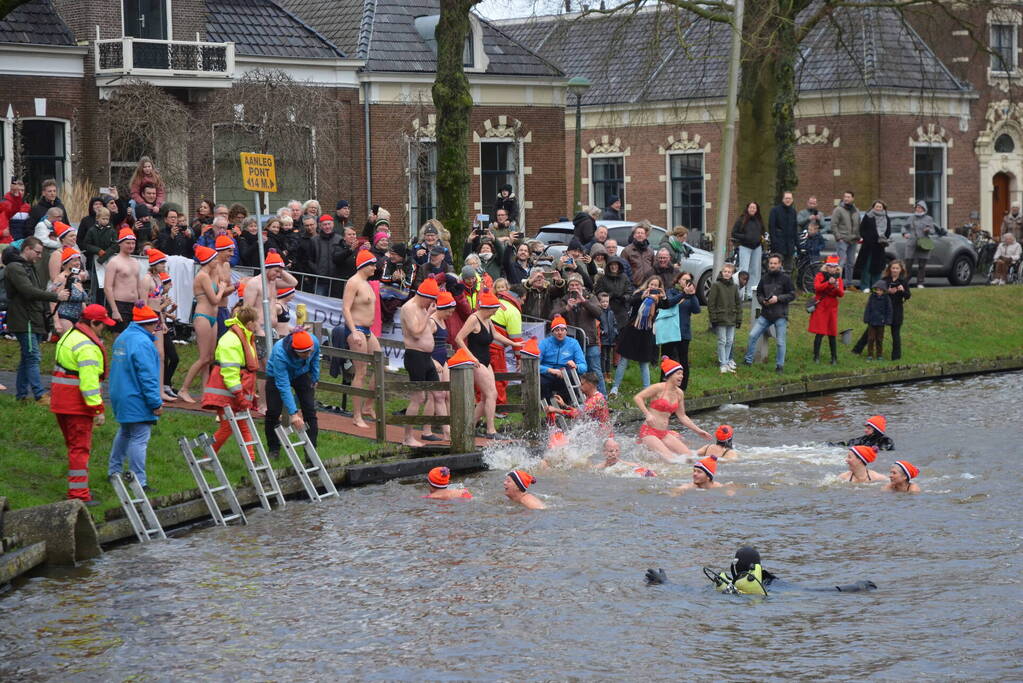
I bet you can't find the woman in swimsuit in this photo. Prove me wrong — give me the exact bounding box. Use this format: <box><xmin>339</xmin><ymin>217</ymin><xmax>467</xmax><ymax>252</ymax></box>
<box><xmin>142</xmin><ymin>248</ymin><xmax>176</xmax><ymax>402</ymax></box>
<box><xmin>633</xmin><ymin>356</ymin><xmax>711</xmax><ymax>462</ymax></box>
<box><xmin>273</xmin><ymin>286</ymin><xmax>295</xmax><ymax>338</ymax></box>
<box><xmin>178</xmin><ymin>244</ymin><xmax>235</xmax><ymax>403</ymax></box>
<box><xmin>454</xmin><ymin>289</ymin><xmax>521</xmax><ymax>439</ymax></box>
<box><xmin>882</xmin><ymin>460</ymin><xmax>921</xmax><ymax>493</ymax></box>
<box><xmin>695</xmin><ymin>425</ymin><xmax>740</xmax><ymax>460</ymax></box>
<box><xmin>837</xmin><ymin>445</ymin><xmax>886</xmax><ymax>484</ymax></box>
<box><xmin>422</xmin><ymin>291</ymin><xmax>456</xmax><ymax>442</ymax></box>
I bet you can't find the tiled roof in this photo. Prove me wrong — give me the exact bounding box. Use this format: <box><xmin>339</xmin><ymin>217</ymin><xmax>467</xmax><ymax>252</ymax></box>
<box><xmin>0</xmin><ymin>0</ymin><xmax>75</xmax><ymax>47</ymax></box>
<box><xmin>279</xmin><ymin>0</ymin><xmax>563</xmax><ymax>76</ymax></box>
<box><xmin>206</xmin><ymin>0</ymin><xmax>346</xmax><ymax>60</ymax></box>
<box><xmin>500</xmin><ymin>5</ymin><xmax>966</xmax><ymax>106</ymax></box>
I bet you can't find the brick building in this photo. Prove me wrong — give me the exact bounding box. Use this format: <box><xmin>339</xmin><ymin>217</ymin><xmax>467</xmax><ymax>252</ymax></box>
<box><xmin>502</xmin><ymin>5</ymin><xmax>1023</xmax><ymax>238</ymax></box>
<box><xmin>0</xmin><ymin>0</ymin><xmax>566</xmax><ymax>240</ymax></box>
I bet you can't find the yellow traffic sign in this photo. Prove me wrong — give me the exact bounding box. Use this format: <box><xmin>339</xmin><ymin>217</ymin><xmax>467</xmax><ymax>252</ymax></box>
<box><xmin>240</xmin><ymin>152</ymin><xmax>277</xmax><ymax>192</ymax></box>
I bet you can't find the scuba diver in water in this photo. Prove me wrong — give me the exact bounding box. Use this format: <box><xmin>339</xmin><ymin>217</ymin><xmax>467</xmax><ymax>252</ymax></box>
<box><xmin>831</xmin><ymin>414</ymin><xmax>895</xmax><ymax>451</ymax></box>
<box><xmin>882</xmin><ymin>460</ymin><xmax>921</xmax><ymax>493</ymax></box>
<box><xmin>838</xmin><ymin>445</ymin><xmax>886</xmax><ymax>484</ymax></box>
<box><xmin>694</xmin><ymin>425</ymin><xmax>740</xmax><ymax>460</ymax></box>
<box><xmin>645</xmin><ymin>546</ymin><xmax>877</xmax><ymax>595</ymax></box>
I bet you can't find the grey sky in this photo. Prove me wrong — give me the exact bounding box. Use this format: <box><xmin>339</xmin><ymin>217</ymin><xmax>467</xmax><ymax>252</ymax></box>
<box><xmin>476</xmin><ymin>0</ymin><xmax>563</xmax><ymax>21</ymax></box>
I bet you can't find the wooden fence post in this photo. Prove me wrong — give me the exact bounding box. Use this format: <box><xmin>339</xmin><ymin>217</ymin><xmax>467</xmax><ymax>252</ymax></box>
<box><xmin>448</xmin><ymin>365</ymin><xmax>475</xmax><ymax>453</ymax></box>
<box><xmin>373</xmin><ymin>350</ymin><xmax>386</xmax><ymax>443</ymax></box>
<box><xmin>520</xmin><ymin>356</ymin><xmax>541</xmax><ymax>434</ymax></box>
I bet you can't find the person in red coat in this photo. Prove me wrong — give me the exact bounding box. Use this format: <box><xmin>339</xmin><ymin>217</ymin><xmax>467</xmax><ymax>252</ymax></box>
<box><xmin>808</xmin><ymin>255</ymin><xmax>845</xmax><ymax>364</ymax></box>
<box><xmin>0</xmin><ymin>177</ymin><xmax>31</xmax><ymax>244</ymax></box>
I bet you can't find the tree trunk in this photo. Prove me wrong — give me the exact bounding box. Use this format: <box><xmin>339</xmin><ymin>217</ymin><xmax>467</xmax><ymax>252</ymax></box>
<box><xmin>432</xmin><ymin>0</ymin><xmax>477</xmax><ymax>251</ymax></box>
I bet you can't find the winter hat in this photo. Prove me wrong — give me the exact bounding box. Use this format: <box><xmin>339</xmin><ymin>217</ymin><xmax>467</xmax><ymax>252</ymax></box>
<box><xmin>660</xmin><ymin>355</ymin><xmax>683</xmax><ymax>378</ymax></box>
<box><xmin>194</xmin><ymin>244</ymin><xmax>217</xmax><ymax>265</ymax></box>
<box><xmin>427</xmin><ymin>466</ymin><xmax>451</xmax><ymax>488</ymax></box>
<box><xmin>850</xmin><ymin>445</ymin><xmax>878</xmax><ymax>465</ymax></box>
<box><xmin>436</xmin><ymin>291</ymin><xmax>456</xmax><ymax>309</ymax></box>
<box><xmin>158</xmin><ymin>272</ymin><xmax>172</xmax><ymax>284</ymax></box>
<box><xmin>430</xmin><ymin>245</ymin><xmax>447</xmax><ymax>256</ymax></box>
<box><xmin>607</xmin><ymin>194</ymin><xmax>620</xmax><ymax>206</ymax></box>
<box><xmin>694</xmin><ymin>456</ymin><xmax>717</xmax><ymax>480</ymax></box>
<box><xmin>568</xmin><ymin>237</ymin><xmax>585</xmax><ymax>253</ymax></box>
<box><xmin>134</xmin><ymin>203</ymin><xmax>151</xmax><ymax>219</ymax></box>
<box><xmin>478</xmin><ymin>290</ymin><xmax>501</xmax><ymax>309</ymax></box>
<box><xmin>147</xmin><ymin>248</ymin><xmax>167</xmax><ymax>266</ymax></box>
<box><xmin>548</xmin><ymin>430</ymin><xmax>568</xmax><ymax>449</ymax></box>
<box><xmin>356</xmin><ymin>249</ymin><xmax>377</xmax><ymax>270</ymax></box>
<box><xmin>825</xmin><ymin>254</ymin><xmax>840</xmax><ymax>265</ymax></box>
<box><xmin>715</xmin><ymin>425</ymin><xmax>734</xmax><ymax>442</ymax></box>
<box><xmin>290</xmin><ymin>330</ymin><xmax>315</xmax><ymax>352</ymax></box>
<box><xmin>215</xmin><ymin>235</ymin><xmax>235</xmax><ymax>251</ymax></box>
<box><xmin>318</xmin><ymin>214</ymin><xmax>334</xmax><ymax>223</ymax></box>
<box><xmin>550</xmin><ymin>315</ymin><xmax>568</xmax><ymax>331</ymax></box>
<box><xmin>82</xmin><ymin>303</ymin><xmax>115</xmax><ymax>326</ymax></box>
<box><xmin>264</xmin><ymin>249</ymin><xmax>285</xmax><ymax>268</ymax></box>
<box><xmin>117</xmin><ymin>227</ymin><xmax>136</xmax><ymax>243</ymax></box>
<box><xmin>424</xmin><ymin>225</ymin><xmax>439</xmax><ymax>235</ymax></box>
<box><xmin>389</xmin><ymin>243</ymin><xmax>407</xmax><ymax>259</ymax></box>
<box><xmin>373</xmin><ymin>231</ymin><xmax>389</xmax><ymax>246</ymax></box>
<box><xmin>894</xmin><ymin>460</ymin><xmax>919</xmax><ymax>481</ymax></box>
<box><xmin>336</xmin><ymin>200</ymin><xmax>349</xmax><ymax>210</ymax></box>
<box><xmin>374</xmin><ymin>218</ymin><xmax>390</xmax><ymax>229</ymax></box>
<box><xmin>865</xmin><ymin>415</ymin><xmax>887</xmax><ymax>435</ymax></box>
<box><xmin>132</xmin><ymin>303</ymin><xmax>160</xmax><ymax>325</ymax></box>
<box><xmin>507</xmin><ymin>470</ymin><xmax>536</xmax><ymax>492</ymax></box>
<box><xmin>461</xmin><ymin>265</ymin><xmax>477</xmax><ymax>281</ymax></box>
<box><xmin>519</xmin><ymin>337</ymin><xmax>540</xmax><ymax>358</ymax></box>
<box><xmin>54</xmin><ymin>222</ymin><xmax>75</xmax><ymax>240</ymax></box>
<box><xmin>277</xmin><ymin>286</ymin><xmax>295</xmax><ymax>298</ymax></box>
<box><xmin>446</xmin><ymin>348</ymin><xmax>477</xmax><ymax>369</ymax></box>
<box><xmin>60</xmin><ymin>247</ymin><xmax>81</xmax><ymax>265</ymax></box>
<box><xmin>417</xmin><ymin>277</ymin><xmax>440</xmax><ymax>299</ymax></box>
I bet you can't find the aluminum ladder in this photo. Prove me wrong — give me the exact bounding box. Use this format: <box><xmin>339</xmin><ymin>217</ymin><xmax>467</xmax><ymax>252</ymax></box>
<box><xmin>109</xmin><ymin>472</ymin><xmax>166</xmax><ymax>542</ymax></box>
<box><xmin>276</xmin><ymin>424</ymin><xmax>339</xmax><ymax>502</ymax></box>
<box><xmin>561</xmin><ymin>365</ymin><xmax>585</xmax><ymax>408</ymax></box>
<box><xmin>223</xmin><ymin>406</ymin><xmax>286</xmax><ymax>511</ymax></box>
<box><xmin>540</xmin><ymin>397</ymin><xmax>570</xmax><ymax>432</ymax></box>
<box><xmin>179</xmin><ymin>433</ymin><xmax>247</xmax><ymax>526</ymax></box>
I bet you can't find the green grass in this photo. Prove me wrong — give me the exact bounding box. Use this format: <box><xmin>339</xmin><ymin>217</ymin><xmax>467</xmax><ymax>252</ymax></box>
<box><xmin>0</xmin><ymin>394</ymin><xmax>384</xmax><ymax>520</ymax></box>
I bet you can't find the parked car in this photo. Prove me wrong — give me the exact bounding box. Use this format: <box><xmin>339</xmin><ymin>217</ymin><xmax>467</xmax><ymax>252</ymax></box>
<box><xmin>533</xmin><ymin>220</ymin><xmax>722</xmax><ymax>303</ymax></box>
<box><xmin>818</xmin><ymin>211</ymin><xmax>977</xmax><ymax>285</ymax></box>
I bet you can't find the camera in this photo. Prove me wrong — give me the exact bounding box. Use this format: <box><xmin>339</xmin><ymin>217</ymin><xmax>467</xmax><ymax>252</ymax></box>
<box><xmin>70</xmin><ymin>267</ymin><xmax>81</xmax><ymax>275</ymax></box>
<box><xmin>564</xmin><ymin>257</ymin><xmax>575</xmax><ymax>266</ymax></box>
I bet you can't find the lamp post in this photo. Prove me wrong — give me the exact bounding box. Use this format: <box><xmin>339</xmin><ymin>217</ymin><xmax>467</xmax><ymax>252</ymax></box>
<box><xmin>567</xmin><ymin>76</ymin><xmax>591</xmax><ymax>216</ymax></box>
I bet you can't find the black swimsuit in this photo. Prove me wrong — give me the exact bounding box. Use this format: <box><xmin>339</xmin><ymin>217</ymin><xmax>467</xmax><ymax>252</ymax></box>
<box><xmin>466</xmin><ymin>317</ymin><xmax>494</xmax><ymax>366</ymax></box>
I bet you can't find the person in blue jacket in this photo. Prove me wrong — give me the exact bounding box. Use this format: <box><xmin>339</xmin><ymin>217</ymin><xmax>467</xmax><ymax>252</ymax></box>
<box><xmin>538</xmin><ymin>315</ymin><xmax>586</xmax><ymax>402</ymax></box>
<box><xmin>107</xmin><ymin>304</ymin><xmax>163</xmax><ymax>490</ymax></box>
<box><xmin>656</xmin><ymin>272</ymin><xmax>701</xmax><ymax>391</ymax></box>
<box><xmin>264</xmin><ymin>329</ymin><xmax>320</xmax><ymax>457</ymax></box>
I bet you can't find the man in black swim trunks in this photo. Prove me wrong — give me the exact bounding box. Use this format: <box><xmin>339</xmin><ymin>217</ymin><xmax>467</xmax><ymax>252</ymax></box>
<box><xmin>399</xmin><ymin>278</ymin><xmax>441</xmax><ymax>447</ymax></box>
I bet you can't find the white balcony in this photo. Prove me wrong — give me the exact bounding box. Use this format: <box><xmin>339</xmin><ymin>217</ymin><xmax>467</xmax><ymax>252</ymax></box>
<box><xmin>94</xmin><ymin>36</ymin><xmax>235</xmax><ymax>92</ymax></box>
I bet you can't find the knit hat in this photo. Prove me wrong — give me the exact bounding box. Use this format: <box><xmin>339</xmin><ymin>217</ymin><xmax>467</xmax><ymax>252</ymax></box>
<box><xmin>894</xmin><ymin>460</ymin><xmax>919</xmax><ymax>481</ymax></box>
<box><xmin>389</xmin><ymin>243</ymin><xmax>407</xmax><ymax>259</ymax></box>
<box><xmin>550</xmin><ymin>315</ymin><xmax>568</xmax><ymax>330</ymax></box>
<box><xmin>548</xmin><ymin>430</ymin><xmax>568</xmax><ymax>449</ymax></box>
<box><xmin>430</xmin><ymin>245</ymin><xmax>447</xmax><ymax>256</ymax></box>
<box><xmin>336</xmin><ymin>200</ymin><xmax>349</xmax><ymax>210</ymax></box>
<box><xmin>374</xmin><ymin>218</ymin><xmax>390</xmax><ymax>229</ymax></box>
<box><xmin>660</xmin><ymin>355</ymin><xmax>683</xmax><ymax>378</ymax></box>
<box><xmin>194</xmin><ymin>244</ymin><xmax>217</xmax><ymax>265</ymax></box>
<box><xmin>417</xmin><ymin>277</ymin><xmax>440</xmax><ymax>299</ymax></box>
<box><xmin>60</xmin><ymin>247</ymin><xmax>81</xmax><ymax>265</ymax></box>
<box><xmin>373</xmin><ymin>231</ymin><xmax>389</xmax><ymax>245</ymax></box>
<box><xmin>865</xmin><ymin>415</ymin><xmax>887</xmax><ymax>435</ymax></box>
<box><xmin>461</xmin><ymin>265</ymin><xmax>476</xmax><ymax>281</ymax></box>
<box><xmin>264</xmin><ymin>249</ymin><xmax>285</xmax><ymax>268</ymax></box>
<box><xmin>850</xmin><ymin>445</ymin><xmax>878</xmax><ymax>465</ymax></box>
<box><xmin>377</xmin><ymin>208</ymin><xmax>391</xmax><ymax>222</ymax></box>
<box><xmin>54</xmin><ymin>221</ymin><xmax>75</xmax><ymax>239</ymax></box>
<box><xmin>436</xmin><ymin>291</ymin><xmax>456</xmax><ymax>309</ymax></box>
<box><xmin>356</xmin><ymin>249</ymin><xmax>377</xmax><ymax>270</ymax></box>
<box><xmin>825</xmin><ymin>254</ymin><xmax>840</xmax><ymax>265</ymax></box>
<box><xmin>424</xmin><ymin>225</ymin><xmax>439</xmax><ymax>235</ymax></box>
<box><xmin>478</xmin><ymin>290</ymin><xmax>501</xmax><ymax>309</ymax></box>
<box><xmin>82</xmin><ymin>303</ymin><xmax>116</xmax><ymax>326</ymax></box>
<box><xmin>520</xmin><ymin>337</ymin><xmax>540</xmax><ymax>358</ymax></box>
<box><xmin>446</xmin><ymin>348</ymin><xmax>477</xmax><ymax>369</ymax></box>
<box><xmin>132</xmin><ymin>303</ymin><xmax>160</xmax><ymax>325</ymax></box>
<box><xmin>277</xmin><ymin>286</ymin><xmax>295</xmax><ymax>298</ymax></box>
<box><xmin>507</xmin><ymin>470</ymin><xmax>536</xmax><ymax>492</ymax></box>
<box><xmin>318</xmin><ymin>214</ymin><xmax>334</xmax><ymax>223</ymax></box>
<box><xmin>215</xmin><ymin>235</ymin><xmax>234</xmax><ymax>251</ymax></box>
<box><xmin>694</xmin><ymin>456</ymin><xmax>717</xmax><ymax>480</ymax></box>
<box><xmin>236</xmin><ymin>282</ymin><xmax>246</xmax><ymax>299</ymax></box>
<box><xmin>715</xmin><ymin>425</ymin><xmax>734</xmax><ymax>442</ymax></box>
<box><xmin>147</xmin><ymin>248</ymin><xmax>167</xmax><ymax>266</ymax></box>
<box><xmin>158</xmin><ymin>272</ymin><xmax>172</xmax><ymax>284</ymax></box>
<box><xmin>117</xmin><ymin>227</ymin><xmax>136</xmax><ymax>243</ymax></box>
<box><xmin>427</xmin><ymin>466</ymin><xmax>450</xmax><ymax>488</ymax></box>
<box><xmin>291</xmin><ymin>330</ymin><xmax>315</xmax><ymax>352</ymax></box>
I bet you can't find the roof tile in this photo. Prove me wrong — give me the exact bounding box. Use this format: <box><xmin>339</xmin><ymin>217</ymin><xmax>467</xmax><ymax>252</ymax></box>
<box><xmin>206</xmin><ymin>0</ymin><xmax>346</xmax><ymax>60</ymax></box>
<box><xmin>0</xmin><ymin>0</ymin><xmax>75</xmax><ymax>47</ymax></box>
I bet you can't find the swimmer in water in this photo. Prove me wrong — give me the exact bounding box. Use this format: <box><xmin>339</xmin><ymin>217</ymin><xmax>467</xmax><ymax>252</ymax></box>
<box><xmin>423</xmin><ymin>466</ymin><xmax>472</xmax><ymax>500</ymax></box>
<box><xmin>882</xmin><ymin>460</ymin><xmax>921</xmax><ymax>493</ymax></box>
<box><xmin>645</xmin><ymin>545</ymin><xmax>877</xmax><ymax>594</ymax></box>
<box><xmin>837</xmin><ymin>445</ymin><xmax>886</xmax><ymax>484</ymax></box>
<box><xmin>634</xmin><ymin>356</ymin><xmax>711</xmax><ymax>462</ymax></box>
<box><xmin>598</xmin><ymin>438</ymin><xmax>657</xmax><ymax>477</ymax></box>
<box><xmin>503</xmin><ymin>470</ymin><xmax>546</xmax><ymax>509</ymax></box>
<box><xmin>672</xmin><ymin>456</ymin><xmax>730</xmax><ymax>493</ymax></box>
<box><xmin>695</xmin><ymin>425</ymin><xmax>740</xmax><ymax>460</ymax></box>
<box><xmin>832</xmin><ymin>414</ymin><xmax>895</xmax><ymax>451</ymax></box>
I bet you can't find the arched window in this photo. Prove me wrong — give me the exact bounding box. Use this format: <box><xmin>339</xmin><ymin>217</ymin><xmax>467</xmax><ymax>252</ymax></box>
<box><xmin>995</xmin><ymin>133</ymin><xmax>1015</xmax><ymax>153</ymax></box>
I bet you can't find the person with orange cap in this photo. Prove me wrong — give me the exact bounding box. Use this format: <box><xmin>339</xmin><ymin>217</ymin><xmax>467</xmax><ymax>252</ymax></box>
<box><xmin>453</xmin><ymin>289</ymin><xmax>523</xmax><ymax>439</ymax></box>
<box><xmin>177</xmin><ymin>244</ymin><xmax>235</xmax><ymax>403</ymax></box>
<box><xmin>103</xmin><ymin>227</ymin><xmax>145</xmax><ymax>333</ymax></box>
<box><xmin>50</xmin><ymin>247</ymin><xmax>89</xmax><ymax>335</ymax></box>
<box><xmin>838</xmin><ymin>445</ymin><xmax>886</xmax><ymax>484</ymax></box>
<box><xmin>551</xmin><ymin>370</ymin><xmax>611</xmax><ymax>433</ymax></box>
<box><xmin>47</xmin><ymin>221</ymin><xmax>84</xmax><ymax>287</ymax></box>
<box><xmin>832</xmin><ymin>414</ymin><xmax>894</xmax><ymax>451</ymax></box>
<box><xmin>634</xmin><ymin>356</ymin><xmax>711</xmax><ymax>462</ymax></box>
<box><xmin>883</xmin><ymin>460</ymin><xmax>921</xmax><ymax>493</ymax></box>
<box><xmin>156</xmin><ymin>271</ymin><xmax>180</xmax><ymax>398</ymax></box>
<box><xmin>503</xmin><ymin>470</ymin><xmax>546</xmax><ymax>509</ymax></box>
<box><xmin>421</xmin><ymin>291</ymin><xmax>457</xmax><ymax>442</ymax></box>
<box><xmin>107</xmin><ymin>304</ymin><xmax>164</xmax><ymax>491</ymax></box>
<box><xmin>695</xmin><ymin>425</ymin><xmax>740</xmax><ymax>460</ymax></box>
<box><xmin>242</xmin><ymin>248</ymin><xmax>298</xmax><ymax>351</ymax></box>
<box><xmin>672</xmin><ymin>455</ymin><xmax>731</xmax><ymax>493</ymax></box>
<box><xmin>538</xmin><ymin>314</ymin><xmax>587</xmax><ymax>403</ymax></box>
<box><xmin>399</xmin><ymin>278</ymin><xmax>442</xmax><ymax>447</ymax></box>
<box><xmin>202</xmin><ymin>306</ymin><xmax>261</xmax><ymax>458</ymax></box>
<box><xmin>140</xmin><ymin>248</ymin><xmax>177</xmax><ymax>402</ymax></box>
<box><xmin>264</xmin><ymin>328</ymin><xmax>320</xmax><ymax>459</ymax></box>
<box><xmin>423</xmin><ymin>466</ymin><xmax>473</xmax><ymax>500</ymax></box>
<box><xmin>343</xmin><ymin>248</ymin><xmax>382</xmax><ymax>429</ymax></box>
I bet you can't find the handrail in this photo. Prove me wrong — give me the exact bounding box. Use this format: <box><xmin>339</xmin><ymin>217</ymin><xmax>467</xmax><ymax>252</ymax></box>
<box><xmin>93</xmin><ymin>35</ymin><xmax>235</xmax><ymax>78</ymax></box>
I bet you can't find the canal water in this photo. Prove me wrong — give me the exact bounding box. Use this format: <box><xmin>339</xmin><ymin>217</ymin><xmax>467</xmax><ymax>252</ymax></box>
<box><xmin>2</xmin><ymin>372</ymin><xmax>1021</xmax><ymax>679</ymax></box>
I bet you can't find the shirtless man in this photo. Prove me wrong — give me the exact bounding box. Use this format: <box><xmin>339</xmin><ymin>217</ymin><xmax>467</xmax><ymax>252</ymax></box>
<box><xmin>399</xmin><ymin>278</ymin><xmax>440</xmax><ymax>446</ymax></box>
<box><xmin>242</xmin><ymin>249</ymin><xmax>297</xmax><ymax>344</ymax></box>
<box><xmin>503</xmin><ymin>470</ymin><xmax>546</xmax><ymax>510</ymax></box>
<box><xmin>104</xmin><ymin>228</ymin><xmax>144</xmax><ymax>332</ymax></box>
<box><xmin>423</xmin><ymin>466</ymin><xmax>472</xmax><ymax>500</ymax></box>
<box><xmin>673</xmin><ymin>456</ymin><xmax>733</xmax><ymax>494</ymax></box>
<box><xmin>344</xmin><ymin>249</ymin><xmax>382</xmax><ymax>428</ymax></box>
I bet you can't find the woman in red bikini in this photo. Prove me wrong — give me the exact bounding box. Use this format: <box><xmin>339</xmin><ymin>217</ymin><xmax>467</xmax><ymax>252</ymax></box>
<box><xmin>633</xmin><ymin>356</ymin><xmax>711</xmax><ymax>462</ymax></box>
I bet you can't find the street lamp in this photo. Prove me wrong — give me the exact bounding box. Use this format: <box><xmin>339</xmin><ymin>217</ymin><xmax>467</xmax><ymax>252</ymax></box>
<box><xmin>567</xmin><ymin>76</ymin><xmax>591</xmax><ymax>216</ymax></box>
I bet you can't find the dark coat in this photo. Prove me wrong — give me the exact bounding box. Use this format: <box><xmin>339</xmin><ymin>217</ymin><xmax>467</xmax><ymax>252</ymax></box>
<box><xmin>882</xmin><ymin>275</ymin><xmax>911</xmax><ymax>327</ymax></box>
<box><xmin>307</xmin><ymin>232</ymin><xmax>342</xmax><ymax>277</ymax></box>
<box><xmin>154</xmin><ymin>225</ymin><xmax>194</xmax><ymax>257</ymax></box>
<box><xmin>768</xmin><ymin>204</ymin><xmax>799</xmax><ymax>256</ymax></box>
<box><xmin>755</xmin><ymin>268</ymin><xmax>795</xmax><ymax>321</ymax></box>
<box><xmin>858</xmin><ymin>212</ymin><xmax>892</xmax><ymax>272</ymax></box>
<box><xmin>493</xmin><ymin>192</ymin><xmax>518</xmax><ymax>223</ymax></box>
<box><xmin>707</xmin><ymin>276</ymin><xmax>742</xmax><ymax>327</ymax></box>
<box><xmin>28</xmin><ymin>196</ymin><xmax>67</xmax><ymax>228</ymax></box>
<box><xmin>572</xmin><ymin>212</ymin><xmax>596</xmax><ymax>246</ymax></box>
<box><xmin>602</xmin><ymin>207</ymin><xmax>622</xmax><ymax>221</ymax></box>
<box><xmin>4</xmin><ymin>251</ymin><xmax>59</xmax><ymax>333</ymax></box>
<box><xmin>552</xmin><ymin>291</ymin><xmax>602</xmax><ymax>348</ymax></box>
<box><xmin>732</xmin><ymin>215</ymin><xmax>764</xmax><ymax>249</ymax></box>
<box><xmin>863</xmin><ymin>291</ymin><xmax>893</xmax><ymax>326</ymax></box>
<box><xmin>616</xmin><ymin>291</ymin><xmax>658</xmax><ymax>363</ymax></box>
<box><xmin>593</xmin><ymin>257</ymin><xmax>634</xmax><ymax>330</ymax></box>
<box><xmin>621</xmin><ymin>240</ymin><xmax>655</xmax><ymax>286</ymax></box>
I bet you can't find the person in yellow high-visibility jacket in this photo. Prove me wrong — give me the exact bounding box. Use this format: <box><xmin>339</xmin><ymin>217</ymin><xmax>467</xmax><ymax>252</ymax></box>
<box><xmin>50</xmin><ymin>304</ymin><xmax>116</xmax><ymax>505</ymax></box>
<box><xmin>202</xmin><ymin>306</ymin><xmax>260</xmax><ymax>457</ymax></box>
<box><xmin>490</xmin><ymin>278</ymin><xmax>523</xmax><ymax>406</ymax></box>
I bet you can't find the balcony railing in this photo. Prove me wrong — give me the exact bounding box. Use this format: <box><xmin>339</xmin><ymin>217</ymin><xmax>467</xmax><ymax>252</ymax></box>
<box><xmin>94</xmin><ymin>37</ymin><xmax>235</xmax><ymax>79</ymax></box>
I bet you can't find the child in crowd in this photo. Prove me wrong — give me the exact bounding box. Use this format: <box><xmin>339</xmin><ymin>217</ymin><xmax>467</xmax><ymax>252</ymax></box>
<box><xmin>736</xmin><ymin>270</ymin><xmax>750</xmax><ymax>301</ymax></box>
<box><xmin>597</xmin><ymin>291</ymin><xmax>617</xmax><ymax>381</ymax></box>
<box><xmin>707</xmin><ymin>263</ymin><xmax>740</xmax><ymax>373</ymax></box>
<box><xmin>801</xmin><ymin>217</ymin><xmax>825</xmax><ymax>261</ymax></box>
<box><xmin>862</xmin><ymin>280</ymin><xmax>892</xmax><ymax>361</ymax></box>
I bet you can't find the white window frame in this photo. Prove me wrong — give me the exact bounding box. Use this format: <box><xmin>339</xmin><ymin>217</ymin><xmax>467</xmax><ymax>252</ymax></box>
<box><xmin>19</xmin><ymin>117</ymin><xmax>72</xmax><ymax>194</ymax></box>
<box><xmin>588</xmin><ymin>153</ymin><xmax>625</xmax><ymax>216</ymax></box>
<box><xmin>463</xmin><ymin>15</ymin><xmax>490</xmax><ymax>74</ymax></box>
<box><xmin>408</xmin><ymin>137</ymin><xmax>438</xmax><ymax>230</ymax></box>
<box><xmin>665</xmin><ymin>151</ymin><xmax>705</xmax><ymax>234</ymax></box>
<box><xmin>1</xmin><ymin>118</ymin><xmax>11</xmax><ymax>188</ymax></box>
<box><xmin>478</xmin><ymin>138</ymin><xmax>522</xmax><ymax>222</ymax></box>
<box><xmin>990</xmin><ymin>22</ymin><xmax>1018</xmax><ymax>74</ymax></box>
<box><xmin>911</xmin><ymin>142</ymin><xmax>948</xmax><ymax>229</ymax></box>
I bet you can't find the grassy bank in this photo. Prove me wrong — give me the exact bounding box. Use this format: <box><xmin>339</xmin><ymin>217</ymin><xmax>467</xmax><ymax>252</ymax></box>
<box><xmin>0</xmin><ymin>395</ymin><xmax>386</xmax><ymax>519</ymax></box>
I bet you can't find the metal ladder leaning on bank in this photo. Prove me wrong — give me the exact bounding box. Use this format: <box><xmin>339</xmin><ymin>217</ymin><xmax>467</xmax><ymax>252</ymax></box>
<box><xmin>223</xmin><ymin>406</ymin><xmax>286</xmax><ymax>511</ymax></box>
<box><xmin>109</xmin><ymin>472</ymin><xmax>166</xmax><ymax>542</ymax></box>
<box><xmin>275</xmin><ymin>425</ymin><xmax>339</xmax><ymax>502</ymax></box>
<box><xmin>561</xmin><ymin>365</ymin><xmax>584</xmax><ymax>408</ymax></box>
<box><xmin>179</xmin><ymin>433</ymin><xmax>247</xmax><ymax>526</ymax></box>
